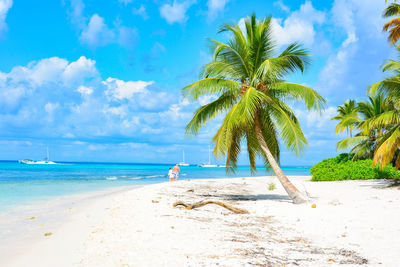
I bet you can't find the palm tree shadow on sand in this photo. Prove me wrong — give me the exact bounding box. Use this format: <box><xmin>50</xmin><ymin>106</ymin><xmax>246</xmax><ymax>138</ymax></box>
<box><xmin>198</xmin><ymin>193</ymin><xmax>292</xmax><ymax>202</ymax></box>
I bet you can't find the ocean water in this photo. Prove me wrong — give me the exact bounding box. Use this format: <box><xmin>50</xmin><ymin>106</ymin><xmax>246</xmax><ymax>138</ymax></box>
<box><xmin>0</xmin><ymin>161</ymin><xmax>310</xmax><ymax>211</ymax></box>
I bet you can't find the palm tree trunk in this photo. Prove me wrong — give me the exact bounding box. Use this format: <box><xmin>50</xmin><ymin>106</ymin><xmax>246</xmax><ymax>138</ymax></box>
<box><xmin>254</xmin><ymin>116</ymin><xmax>307</xmax><ymax>204</ymax></box>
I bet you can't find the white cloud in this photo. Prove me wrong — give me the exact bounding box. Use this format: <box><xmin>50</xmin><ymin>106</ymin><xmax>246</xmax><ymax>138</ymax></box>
<box><xmin>198</xmin><ymin>95</ymin><xmax>217</xmax><ymax>106</ymax></box>
<box><xmin>77</xmin><ymin>85</ymin><xmax>93</xmax><ymax>95</ymax></box>
<box><xmin>62</xmin><ymin>56</ymin><xmax>98</xmax><ymax>85</ymax></box>
<box><xmin>296</xmin><ymin>106</ymin><xmax>336</xmax><ymax>129</ymax></box>
<box><xmin>73</xmin><ymin>140</ymin><xmax>86</xmax><ymax>145</ymax></box>
<box><xmin>160</xmin><ymin>1</ymin><xmax>191</xmax><ymax>24</ymax></box>
<box><xmin>0</xmin><ymin>0</ymin><xmax>12</xmax><ymax>38</ymax></box>
<box><xmin>67</xmin><ymin>0</ymin><xmax>85</xmax><ymax>28</ymax></box>
<box><xmin>45</xmin><ymin>102</ymin><xmax>59</xmax><ymax>122</ymax></box>
<box><xmin>273</xmin><ymin>0</ymin><xmax>290</xmax><ymax>13</ymax></box>
<box><xmin>132</xmin><ymin>5</ymin><xmax>149</xmax><ymax>20</ymax></box>
<box><xmin>0</xmin><ymin>86</ymin><xmax>26</xmax><ymax>112</ymax></box>
<box><xmin>0</xmin><ymin>55</ymin><xmax>207</xmax><ymax>158</ymax></box>
<box><xmin>79</xmin><ymin>14</ymin><xmax>115</xmax><ymax>48</ymax></box>
<box><xmin>316</xmin><ymin>0</ymin><xmax>388</xmax><ymax>97</ymax></box>
<box><xmin>29</xmin><ymin>57</ymin><xmax>69</xmax><ymax>86</ymax></box>
<box><xmin>270</xmin><ymin>1</ymin><xmax>325</xmax><ymax>47</ymax></box>
<box><xmin>45</xmin><ymin>102</ymin><xmax>59</xmax><ymax>114</ymax></box>
<box><xmin>104</xmin><ymin>105</ymin><xmax>127</xmax><ymax>117</ymax></box>
<box><xmin>65</xmin><ymin>1</ymin><xmax>137</xmax><ymax>49</ymax></box>
<box><xmin>160</xmin><ymin>103</ymin><xmax>189</xmax><ymax>121</ymax></box>
<box><xmin>331</xmin><ymin>0</ymin><xmax>357</xmax><ymax>47</ymax></box>
<box><xmin>88</xmin><ymin>144</ymin><xmax>106</xmax><ymax>150</ymax></box>
<box><xmin>104</xmin><ymin>77</ymin><xmax>154</xmax><ymax>100</ymax></box>
<box><xmin>207</xmin><ymin>0</ymin><xmax>229</xmax><ymax>21</ymax></box>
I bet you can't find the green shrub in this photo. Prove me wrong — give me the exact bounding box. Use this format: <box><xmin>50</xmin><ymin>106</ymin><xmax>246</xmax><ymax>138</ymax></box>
<box><xmin>310</xmin><ymin>153</ymin><xmax>400</xmax><ymax>181</ymax></box>
<box><xmin>268</xmin><ymin>182</ymin><xmax>276</xmax><ymax>191</ymax></box>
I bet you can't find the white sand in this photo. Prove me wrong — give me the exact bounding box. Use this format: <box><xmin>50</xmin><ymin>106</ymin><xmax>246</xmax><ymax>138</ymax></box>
<box><xmin>1</xmin><ymin>176</ymin><xmax>399</xmax><ymax>266</ymax></box>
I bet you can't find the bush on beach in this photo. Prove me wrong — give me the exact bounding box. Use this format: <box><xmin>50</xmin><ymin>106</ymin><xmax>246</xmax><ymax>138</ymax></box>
<box><xmin>310</xmin><ymin>153</ymin><xmax>400</xmax><ymax>181</ymax></box>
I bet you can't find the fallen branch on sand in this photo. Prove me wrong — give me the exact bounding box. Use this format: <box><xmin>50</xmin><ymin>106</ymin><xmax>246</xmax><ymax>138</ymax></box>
<box><xmin>173</xmin><ymin>200</ymin><xmax>248</xmax><ymax>214</ymax></box>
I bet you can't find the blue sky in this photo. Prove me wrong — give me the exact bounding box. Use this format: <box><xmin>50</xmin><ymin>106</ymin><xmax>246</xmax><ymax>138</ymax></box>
<box><xmin>0</xmin><ymin>0</ymin><xmax>394</xmax><ymax>165</ymax></box>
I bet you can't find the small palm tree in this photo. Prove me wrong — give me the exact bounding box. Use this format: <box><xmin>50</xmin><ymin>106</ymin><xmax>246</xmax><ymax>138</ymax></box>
<box><xmin>369</xmin><ymin>48</ymin><xmax>400</xmax><ymax>169</ymax></box>
<box><xmin>336</xmin><ymin>94</ymin><xmax>389</xmax><ymax>159</ymax></box>
<box><xmin>182</xmin><ymin>14</ymin><xmax>326</xmax><ymax>204</ymax></box>
<box><xmin>331</xmin><ymin>100</ymin><xmax>360</xmax><ymax>137</ymax></box>
<box><xmin>383</xmin><ymin>0</ymin><xmax>400</xmax><ymax>46</ymax></box>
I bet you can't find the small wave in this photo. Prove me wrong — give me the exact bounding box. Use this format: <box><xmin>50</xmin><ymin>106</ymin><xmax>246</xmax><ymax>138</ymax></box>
<box><xmin>105</xmin><ymin>176</ymin><xmax>118</xmax><ymax>180</ymax></box>
<box><xmin>128</xmin><ymin>174</ymin><xmax>166</xmax><ymax>180</ymax></box>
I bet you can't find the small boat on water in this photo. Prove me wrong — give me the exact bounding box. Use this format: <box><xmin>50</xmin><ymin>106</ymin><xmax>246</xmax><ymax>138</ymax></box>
<box><xmin>198</xmin><ymin>146</ymin><xmax>218</xmax><ymax>167</ymax></box>
<box><xmin>19</xmin><ymin>147</ymin><xmax>56</xmax><ymax>165</ymax></box>
<box><xmin>178</xmin><ymin>150</ymin><xmax>189</xmax><ymax>166</ymax></box>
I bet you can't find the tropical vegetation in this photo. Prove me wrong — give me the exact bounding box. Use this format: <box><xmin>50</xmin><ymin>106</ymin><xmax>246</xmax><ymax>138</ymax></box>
<box><xmin>311</xmin><ymin>153</ymin><xmax>400</xmax><ymax>181</ymax></box>
<box><xmin>331</xmin><ymin>50</ymin><xmax>400</xmax><ymax>170</ymax></box>
<box><xmin>383</xmin><ymin>0</ymin><xmax>400</xmax><ymax>46</ymax></box>
<box><xmin>368</xmin><ymin>49</ymin><xmax>400</xmax><ymax>169</ymax></box>
<box><xmin>331</xmin><ymin>99</ymin><xmax>359</xmax><ymax>137</ymax></box>
<box><xmin>182</xmin><ymin>14</ymin><xmax>326</xmax><ymax>203</ymax></box>
<box><xmin>320</xmin><ymin>1</ymin><xmax>400</xmax><ymax>178</ymax></box>
<box><xmin>333</xmin><ymin>94</ymin><xmax>391</xmax><ymax>160</ymax></box>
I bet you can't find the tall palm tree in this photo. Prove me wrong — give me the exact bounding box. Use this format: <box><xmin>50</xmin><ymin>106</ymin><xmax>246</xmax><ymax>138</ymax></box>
<box><xmin>383</xmin><ymin>0</ymin><xmax>400</xmax><ymax>46</ymax></box>
<box><xmin>182</xmin><ymin>15</ymin><xmax>326</xmax><ymax>204</ymax></box>
<box><xmin>331</xmin><ymin>100</ymin><xmax>359</xmax><ymax>137</ymax></box>
<box><xmin>369</xmin><ymin>48</ymin><xmax>400</xmax><ymax>169</ymax></box>
<box><xmin>336</xmin><ymin>94</ymin><xmax>389</xmax><ymax>160</ymax></box>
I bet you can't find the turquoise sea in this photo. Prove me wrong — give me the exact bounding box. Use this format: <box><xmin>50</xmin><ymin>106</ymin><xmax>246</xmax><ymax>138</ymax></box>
<box><xmin>0</xmin><ymin>161</ymin><xmax>310</xmax><ymax>211</ymax></box>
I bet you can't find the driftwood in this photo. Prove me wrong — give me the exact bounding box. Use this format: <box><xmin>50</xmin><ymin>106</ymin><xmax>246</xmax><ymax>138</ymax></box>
<box><xmin>173</xmin><ymin>200</ymin><xmax>248</xmax><ymax>214</ymax></box>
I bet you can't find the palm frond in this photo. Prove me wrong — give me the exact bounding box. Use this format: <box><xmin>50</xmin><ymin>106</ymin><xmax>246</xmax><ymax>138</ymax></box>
<box><xmin>209</xmin><ymin>39</ymin><xmax>250</xmax><ymax>78</ymax></box>
<box><xmin>334</xmin><ymin>114</ymin><xmax>361</xmax><ymax>135</ymax></box>
<box><xmin>271</xmin><ymin>82</ymin><xmax>326</xmax><ymax>112</ymax></box>
<box><xmin>182</xmin><ymin>78</ymin><xmax>240</xmax><ymax>101</ymax></box>
<box><xmin>223</xmin><ymin>87</ymin><xmax>266</xmax><ymax>131</ymax></box>
<box><xmin>383</xmin><ymin>3</ymin><xmax>400</xmax><ymax>18</ymax></box>
<box><xmin>373</xmin><ymin>125</ymin><xmax>400</xmax><ymax>168</ymax></box>
<box><xmin>269</xmin><ymin>100</ymin><xmax>307</xmax><ymax>155</ymax></box>
<box><xmin>200</xmin><ymin>61</ymin><xmax>243</xmax><ymax>80</ymax></box>
<box><xmin>367</xmin><ymin>110</ymin><xmax>400</xmax><ymax>130</ymax></box>
<box><xmin>255</xmin><ymin>43</ymin><xmax>310</xmax><ymax>82</ymax></box>
<box><xmin>185</xmin><ymin>92</ymin><xmax>237</xmax><ymax>136</ymax></box>
<box><xmin>336</xmin><ymin>136</ymin><xmax>369</xmax><ymax>151</ymax></box>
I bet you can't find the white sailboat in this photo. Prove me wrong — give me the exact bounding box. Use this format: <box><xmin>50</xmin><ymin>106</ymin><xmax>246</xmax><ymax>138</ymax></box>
<box><xmin>178</xmin><ymin>150</ymin><xmax>189</xmax><ymax>166</ymax></box>
<box><xmin>198</xmin><ymin>145</ymin><xmax>217</xmax><ymax>167</ymax></box>
<box><xmin>19</xmin><ymin>146</ymin><xmax>56</xmax><ymax>165</ymax></box>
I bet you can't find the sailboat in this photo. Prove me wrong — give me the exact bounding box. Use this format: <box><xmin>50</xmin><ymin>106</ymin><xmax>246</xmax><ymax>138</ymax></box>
<box><xmin>19</xmin><ymin>146</ymin><xmax>56</xmax><ymax>165</ymax></box>
<box><xmin>178</xmin><ymin>150</ymin><xmax>189</xmax><ymax>166</ymax></box>
<box><xmin>198</xmin><ymin>145</ymin><xmax>218</xmax><ymax>167</ymax></box>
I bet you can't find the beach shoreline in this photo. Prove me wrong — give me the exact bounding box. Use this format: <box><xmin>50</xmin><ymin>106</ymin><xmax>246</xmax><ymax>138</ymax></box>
<box><xmin>1</xmin><ymin>176</ymin><xmax>399</xmax><ymax>266</ymax></box>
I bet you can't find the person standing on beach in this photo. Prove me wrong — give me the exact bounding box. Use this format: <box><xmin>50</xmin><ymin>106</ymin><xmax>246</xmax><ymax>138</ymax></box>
<box><xmin>172</xmin><ymin>164</ymin><xmax>180</xmax><ymax>181</ymax></box>
<box><xmin>168</xmin><ymin>168</ymin><xmax>174</xmax><ymax>182</ymax></box>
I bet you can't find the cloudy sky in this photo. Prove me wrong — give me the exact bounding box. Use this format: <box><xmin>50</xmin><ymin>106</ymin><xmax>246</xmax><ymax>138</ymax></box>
<box><xmin>0</xmin><ymin>0</ymin><xmax>394</xmax><ymax>165</ymax></box>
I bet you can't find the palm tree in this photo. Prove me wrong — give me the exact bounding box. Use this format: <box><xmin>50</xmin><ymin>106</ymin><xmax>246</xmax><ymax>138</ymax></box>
<box><xmin>182</xmin><ymin>15</ymin><xmax>326</xmax><ymax>204</ymax></box>
<box><xmin>331</xmin><ymin>100</ymin><xmax>359</xmax><ymax>137</ymax></box>
<box><xmin>336</xmin><ymin>94</ymin><xmax>389</xmax><ymax>159</ymax></box>
<box><xmin>383</xmin><ymin>0</ymin><xmax>400</xmax><ymax>46</ymax></box>
<box><xmin>369</xmin><ymin>48</ymin><xmax>400</xmax><ymax>169</ymax></box>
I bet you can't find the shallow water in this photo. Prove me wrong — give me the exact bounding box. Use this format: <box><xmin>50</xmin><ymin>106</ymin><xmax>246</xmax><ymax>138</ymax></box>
<box><xmin>0</xmin><ymin>161</ymin><xmax>310</xmax><ymax>211</ymax></box>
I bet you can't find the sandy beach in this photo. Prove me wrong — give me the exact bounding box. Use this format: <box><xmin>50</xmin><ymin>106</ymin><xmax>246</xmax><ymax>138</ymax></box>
<box><xmin>1</xmin><ymin>176</ymin><xmax>399</xmax><ymax>267</ymax></box>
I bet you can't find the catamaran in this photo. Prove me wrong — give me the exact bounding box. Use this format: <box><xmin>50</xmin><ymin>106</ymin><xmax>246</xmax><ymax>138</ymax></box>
<box><xmin>19</xmin><ymin>147</ymin><xmax>56</xmax><ymax>165</ymax></box>
<box><xmin>178</xmin><ymin>150</ymin><xmax>189</xmax><ymax>166</ymax></box>
<box><xmin>198</xmin><ymin>145</ymin><xmax>218</xmax><ymax>167</ymax></box>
